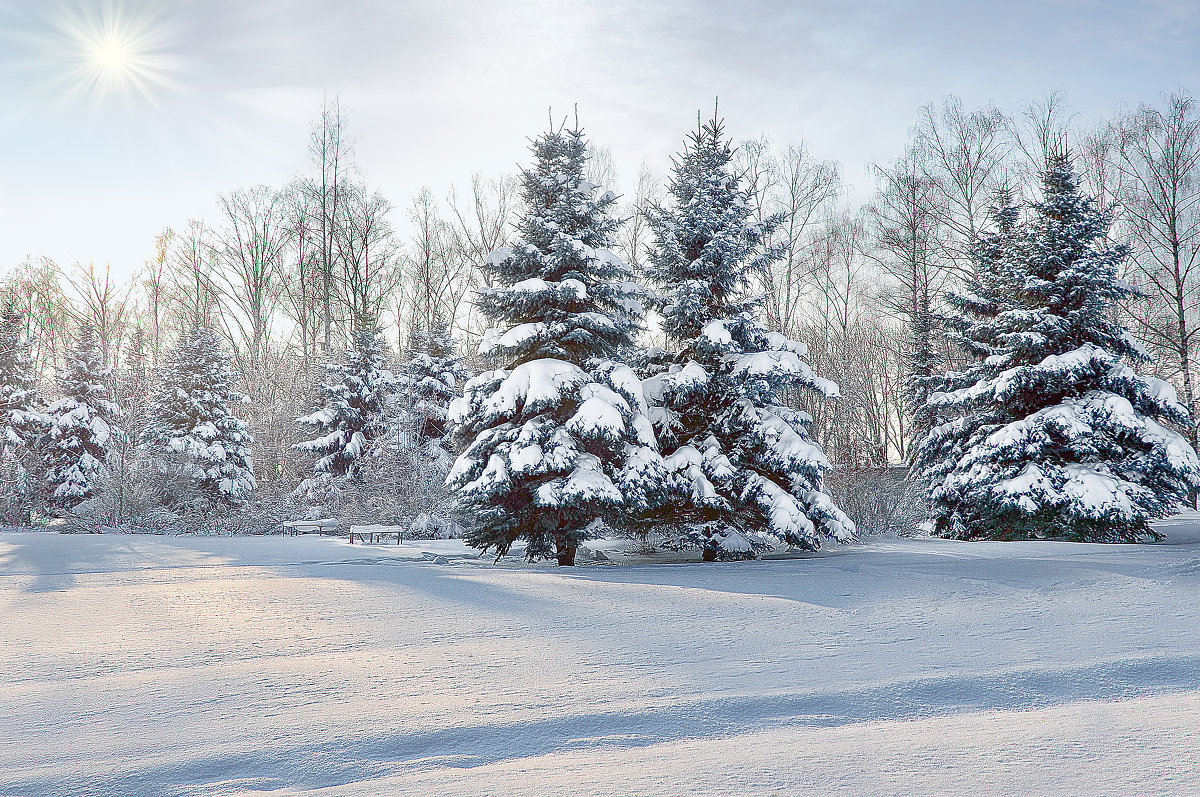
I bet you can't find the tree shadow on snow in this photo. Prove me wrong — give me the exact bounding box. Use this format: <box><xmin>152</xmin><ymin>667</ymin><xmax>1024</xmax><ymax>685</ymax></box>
<box><xmin>8</xmin><ymin>652</ymin><xmax>1199</xmax><ymax>796</ymax></box>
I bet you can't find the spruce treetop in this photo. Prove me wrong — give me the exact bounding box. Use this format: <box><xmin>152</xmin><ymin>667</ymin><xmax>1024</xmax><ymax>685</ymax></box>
<box><xmin>476</xmin><ymin>123</ymin><xmax>643</xmax><ymax>369</ymax></box>
<box><xmin>43</xmin><ymin>323</ymin><xmax>122</xmax><ymax>508</ymax></box>
<box><xmin>145</xmin><ymin>326</ymin><xmax>256</xmax><ymax>504</ymax></box>
<box><xmin>296</xmin><ymin>323</ymin><xmax>395</xmax><ymax>480</ymax></box>
<box><xmin>0</xmin><ymin>301</ymin><xmax>38</xmax><ymax>415</ymax></box>
<box><xmin>644</xmin><ymin>114</ymin><xmax>787</xmax><ymax>364</ymax></box>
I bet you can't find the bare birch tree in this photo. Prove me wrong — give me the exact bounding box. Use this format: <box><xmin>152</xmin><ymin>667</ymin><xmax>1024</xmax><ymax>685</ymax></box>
<box><xmin>336</xmin><ymin>182</ymin><xmax>401</xmax><ymax>331</ymax></box>
<box><xmin>912</xmin><ymin>96</ymin><xmax>1010</xmax><ymax>274</ymax></box>
<box><xmin>404</xmin><ymin>186</ymin><xmax>465</xmax><ymax>346</ymax></box>
<box><xmin>306</xmin><ymin>95</ymin><xmax>354</xmax><ymax>353</ymax></box>
<box><xmin>170</xmin><ymin>218</ymin><xmax>219</xmax><ymax>331</ymax></box>
<box><xmin>283</xmin><ymin>180</ymin><xmax>322</xmax><ymax>365</ymax></box>
<box><xmin>446</xmin><ymin>172</ymin><xmax>518</xmax><ymax>350</ymax></box>
<box><xmin>866</xmin><ymin>148</ymin><xmax>950</xmax><ymax>457</ymax></box>
<box><xmin>743</xmin><ymin>141</ymin><xmax>841</xmax><ymax>337</ymax></box>
<box><xmin>1114</xmin><ymin>92</ymin><xmax>1200</xmax><ymax>453</ymax></box>
<box><xmin>0</xmin><ymin>257</ymin><xmax>71</xmax><ymax>376</ymax></box>
<box><xmin>213</xmin><ymin>185</ymin><xmax>290</xmax><ymax>375</ymax></box>
<box><xmin>67</xmin><ymin>260</ymin><xmax>134</xmax><ymax>368</ymax></box>
<box><xmin>141</xmin><ymin>229</ymin><xmax>173</xmax><ymax>366</ymax></box>
<box><xmin>614</xmin><ymin>161</ymin><xmax>662</xmax><ymax>271</ymax></box>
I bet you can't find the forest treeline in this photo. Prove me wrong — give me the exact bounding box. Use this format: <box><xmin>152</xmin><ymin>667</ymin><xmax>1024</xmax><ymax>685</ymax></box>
<box><xmin>2</xmin><ymin>90</ymin><xmax>1197</xmax><ymax>540</ymax></box>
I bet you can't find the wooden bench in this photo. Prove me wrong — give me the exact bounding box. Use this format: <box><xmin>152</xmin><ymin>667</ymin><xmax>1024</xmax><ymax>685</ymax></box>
<box><xmin>348</xmin><ymin>524</ymin><xmax>406</xmax><ymax>545</ymax></box>
<box><xmin>281</xmin><ymin>519</ymin><xmax>338</xmax><ymax>536</ymax></box>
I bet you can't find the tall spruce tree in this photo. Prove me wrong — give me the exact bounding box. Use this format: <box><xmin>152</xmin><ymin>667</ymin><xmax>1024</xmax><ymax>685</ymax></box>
<box><xmin>296</xmin><ymin>323</ymin><xmax>395</xmax><ymax>481</ymax></box>
<box><xmin>642</xmin><ymin>113</ymin><xmax>854</xmax><ymax>559</ymax></box>
<box><xmin>42</xmin><ymin>324</ymin><xmax>122</xmax><ymax>510</ymax></box>
<box><xmin>447</xmin><ymin>122</ymin><xmax>663</xmax><ymax>565</ymax></box>
<box><xmin>144</xmin><ymin>327</ymin><xmax>256</xmax><ymax>506</ymax></box>
<box><xmin>915</xmin><ymin>154</ymin><xmax>1200</xmax><ymax>541</ymax></box>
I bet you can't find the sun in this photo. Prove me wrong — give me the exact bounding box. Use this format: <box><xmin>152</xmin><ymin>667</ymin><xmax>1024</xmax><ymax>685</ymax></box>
<box><xmin>44</xmin><ymin>1</ymin><xmax>177</xmax><ymax>105</ymax></box>
<box><xmin>91</xmin><ymin>34</ymin><xmax>134</xmax><ymax>76</ymax></box>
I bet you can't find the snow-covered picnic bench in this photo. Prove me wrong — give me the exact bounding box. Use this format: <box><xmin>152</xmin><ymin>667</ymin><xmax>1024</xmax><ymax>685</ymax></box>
<box><xmin>348</xmin><ymin>524</ymin><xmax>406</xmax><ymax>545</ymax></box>
<box><xmin>281</xmin><ymin>518</ymin><xmax>338</xmax><ymax>536</ymax></box>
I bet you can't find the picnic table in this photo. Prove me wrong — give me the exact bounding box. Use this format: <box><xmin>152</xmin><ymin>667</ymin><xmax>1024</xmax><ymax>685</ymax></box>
<box><xmin>348</xmin><ymin>524</ymin><xmax>406</xmax><ymax>545</ymax></box>
<box><xmin>281</xmin><ymin>518</ymin><xmax>338</xmax><ymax>536</ymax></box>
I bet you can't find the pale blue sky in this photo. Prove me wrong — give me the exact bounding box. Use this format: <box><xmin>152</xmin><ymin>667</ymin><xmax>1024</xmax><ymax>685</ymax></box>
<box><xmin>1</xmin><ymin>0</ymin><xmax>1197</xmax><ymax>276</ymax></box>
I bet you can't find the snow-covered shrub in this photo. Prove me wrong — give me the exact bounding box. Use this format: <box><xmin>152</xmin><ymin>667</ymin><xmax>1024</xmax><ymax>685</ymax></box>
<box><xmin>406</xmin><ymin>511</ymin><xmax>463</xmax><ymax>539</ymax></box>
<box><xmin>639</xmin><ymin>113</ymin><xmax>854</xmax><ymax>560</ymax></box>
<box><xmin>824</xmin><ymin>466</ymin><xmax>927</xmax><ymax>537</ymax></box>
<box><xmin>0</xmin><ymin>452</ymin><xmax>36</xmax><ymax>526</ymax></box>
<box><xmin>62</xmin><ymin>457</ymin><xmax>158</xmax><ymax>533</ymax></box>
<box><xmin>341</xmin><ymin>430</ymin><xmax>457</xmax><ymax>529</ymax></box>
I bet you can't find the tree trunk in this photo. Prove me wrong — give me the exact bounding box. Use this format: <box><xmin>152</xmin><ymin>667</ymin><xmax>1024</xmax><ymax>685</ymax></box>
<box><xmin>554</xmin><ymin>540</ymin><xmax>577</xmax><ymax>566</ymax></box>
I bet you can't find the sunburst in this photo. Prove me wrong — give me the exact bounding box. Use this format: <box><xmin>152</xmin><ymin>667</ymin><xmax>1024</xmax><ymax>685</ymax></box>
<box><xmin>40</xmin><ymin>1</ymin><xmax>178</xmax><ymax>107</ymax></box>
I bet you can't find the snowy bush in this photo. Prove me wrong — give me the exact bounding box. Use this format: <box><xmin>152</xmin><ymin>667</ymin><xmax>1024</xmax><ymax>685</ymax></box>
<box><xmin>823</xmin><ymin>466</ymin><xmax>927</xmax><ymax>537</ymax></box>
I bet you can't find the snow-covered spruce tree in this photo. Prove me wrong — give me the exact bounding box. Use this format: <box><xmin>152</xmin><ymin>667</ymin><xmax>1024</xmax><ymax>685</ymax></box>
<box><xmin>915</xmin><ymin>154</ymin><xmax>1200</xmax><ymax>541</ymax></box>
<box><xmin>397</xmin><ymin>318</ymin><xmax>471</xmax><ymax>457</ymax></box>
<box><xmin>911</xmin><ymin>190</ymin><xmax>1021</xmax><ymax>535</ymax></box>
<box><xmin>641</xmin><ymin>113</ymin><xmax>854</xmax><ymax>560</ymax></box>
<box><xmin>0</xmin><ymin>302</ymin><xmax>44</xmax><ymax>523</ymax></box>
<box><xmin>41</xmin><ymin>324</ymin><xmax>122</xmax><ymax>511</ymax></box>
<box><xmin>447</xmin><ymin>122</ymin><xmax>663</xmax><ymax>565</ymax></box>
<box><xmin>295</xmin><ymin>322</ymin><xmax>395</xmax><ymax>483</ymax></box>
<box><xmin>143</xmin><ymin>327</ymin><xmax>256</xmax><ymax>507</ymax></box>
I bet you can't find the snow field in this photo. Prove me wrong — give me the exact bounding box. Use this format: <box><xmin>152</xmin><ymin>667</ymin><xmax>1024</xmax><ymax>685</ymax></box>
<box><xmin>2</xmin><ymin>525</ymin><xmax>1200</xmax><ymax>795</ymax></box>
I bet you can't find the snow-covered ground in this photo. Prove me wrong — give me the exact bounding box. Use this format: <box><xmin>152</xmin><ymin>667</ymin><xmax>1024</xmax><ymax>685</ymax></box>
<box><xmin>3</xmin><ymin>520</ymin><xmax>1200</xmax><ymax>796</ymax></box>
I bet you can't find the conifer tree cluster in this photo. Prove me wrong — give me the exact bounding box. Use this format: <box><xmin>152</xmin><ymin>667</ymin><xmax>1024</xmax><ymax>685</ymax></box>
<box><xmin>0</xmin><ymin>312</ymin><xmax>260</xmax><ymax>524</ymax></box>
<box><xmin>447</xmin><ymin>116</ymin><xmax>852</xmax><ymax>564</ymax></box>
<box><xmin>914</xmin><ymin>154</ymin><xmax>1200</xmax><ymax>541</ymax></box>
<box><xmin>14</xmin><ymin>106</ymin><xmax>1192</xmax><ymax>557</ymax></box>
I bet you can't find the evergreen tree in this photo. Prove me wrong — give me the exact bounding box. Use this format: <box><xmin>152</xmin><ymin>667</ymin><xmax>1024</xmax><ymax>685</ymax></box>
<box><xmin>396</xmin><ymin>318</ymin><xmax>471</xmax><ymax>456</ymax></box>
<box><xmin>642</xmin><ymin>113</ymin><xmax>854</xmax><ymax>559</ymax></box>
<box><xmin>296</xmin><ymin>323</ymin><xmax>395</xmax><ymax>480</ymax></box>
<box><xmin>42</xmin><ymin>324</ymin><xmax>122</xmax><ymax>510</ymax></box>
<box><xmin>143</xmin><ymin>327</ymin><xmax>256</xmax><ymax>506</ymax></box>
<box><xmin>447</xmin><ymin>122</ymin><xmax>663</xmax><ymax>565</ymax></box>
<box><xmin>0</xmin><ymin>302</ymin><xmax>43</xmax><ymax>521</ymax></box>
<box><xmin>914</xmin><ymin>154</ymin><xmax>1200</xmax><ymax>541</ymax></box>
